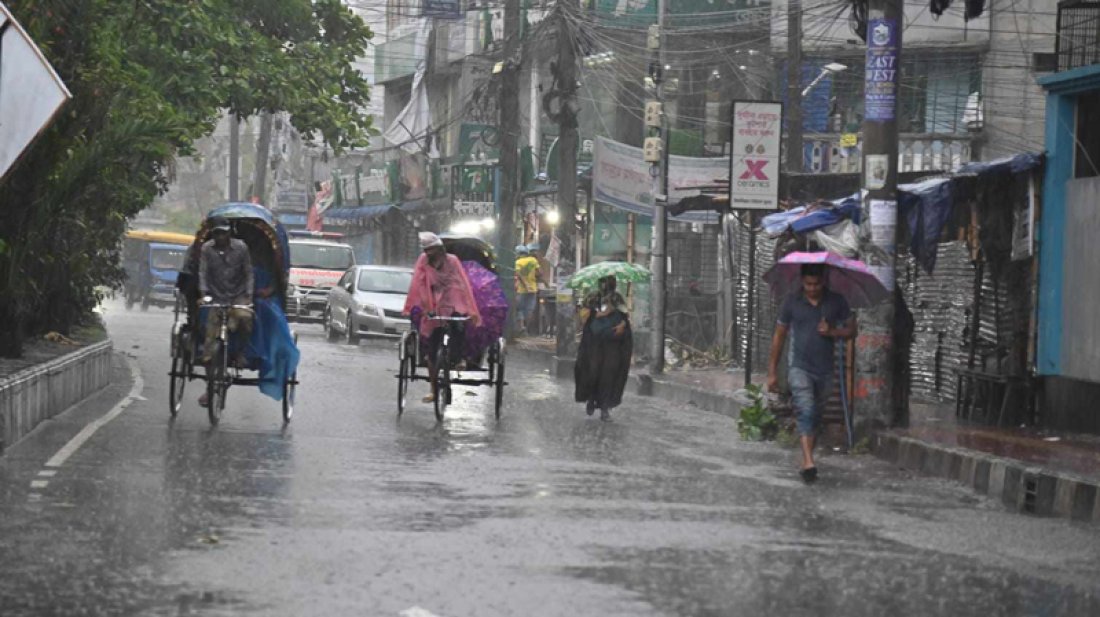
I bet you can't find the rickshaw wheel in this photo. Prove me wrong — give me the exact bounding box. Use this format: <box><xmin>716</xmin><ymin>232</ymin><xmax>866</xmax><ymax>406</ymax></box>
<box><xmin>169</xmin><ymin>354</ymin><xmax>187</xmax><ymax>418</ymax></box>
<box><xmin>493</xmin><ymin>340</ymin><xmax>506</xmax><ymax>420</ymax></box>
<box><xmin>433</xmin><ymin>346</ymin><xmax>449</xmax><ymax>422</ymax></box>
<box><xmin>282</xmin><ymin>373</ymin><xmax>296</xmax><ymax>424</ymax></box>
<box><xmin>397</xmin><ymin>334</ymin><xmax>411</xmax><ymax>417</ymax></box>
<box><xmin>206</xmin><ymin>342</ymin><xmax>227</xmax><ymax>427</ymax></box>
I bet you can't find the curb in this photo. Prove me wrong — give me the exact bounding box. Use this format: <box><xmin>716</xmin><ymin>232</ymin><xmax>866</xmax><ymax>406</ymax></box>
<box><xmin>875</xmin><ymin>432</ymin><xmax>1100</xmax><ymax>523</ymax></box>
<box><xmin>0</xmin><ymin>340</ymin><xmax>114</xmax><ymax>454</ymax></box>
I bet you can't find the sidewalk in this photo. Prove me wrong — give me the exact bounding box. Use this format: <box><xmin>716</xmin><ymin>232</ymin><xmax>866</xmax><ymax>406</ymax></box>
<box><xmin>876</xmin><ymin>403</ymin><xmax>1100</xmax><ymax>522</ymax></box>
<box><xmin>510</xmin><ymin>337</ymin><xmax>1100</xmax><ymax>522</ymax></box>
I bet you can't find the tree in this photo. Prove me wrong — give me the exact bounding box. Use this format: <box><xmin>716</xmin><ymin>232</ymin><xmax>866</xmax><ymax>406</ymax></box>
<box><xmin>0</xmin><ymin>0</ymin><xmax>374</xmax><ymax>357</ymax></box>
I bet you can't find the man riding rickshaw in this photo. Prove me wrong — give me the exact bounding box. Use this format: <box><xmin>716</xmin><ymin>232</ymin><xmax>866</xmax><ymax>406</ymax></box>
<box><xmin>397</xmin><ymin>232</ymin><xmax>507</xmax><ymax>420</ymax></box>
<box><xmin>170</xmin><ymin>203</ymin><xmax>300</xmax><ymax>425</ymax></box>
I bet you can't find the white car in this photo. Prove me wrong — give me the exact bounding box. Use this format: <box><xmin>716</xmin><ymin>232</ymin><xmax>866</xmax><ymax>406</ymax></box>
<box><xmin>324</xmin><ymin>265</ymin><xmax>414</xmax><ymax>343</ymax></box>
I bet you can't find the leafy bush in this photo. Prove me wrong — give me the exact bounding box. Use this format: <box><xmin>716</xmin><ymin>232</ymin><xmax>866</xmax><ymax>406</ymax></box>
<box><xmin>737</xmin><ymin>384</ymin><xmax>778</xmax><ymax>441</ymax></box>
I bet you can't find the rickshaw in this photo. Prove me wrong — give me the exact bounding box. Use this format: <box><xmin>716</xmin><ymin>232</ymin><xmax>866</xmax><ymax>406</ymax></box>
<box><xmin>122</xmin><ymin>230</ymin><xmax>194</xmax><ymax>310</ymax></box>
<box><xmin>396</xmin><ymin>234</ymin><xmax>507</xmax><ymax>421</ymax></box>
<box><xmin>168</xmin><ymin>203</ymin><xmax>299</xmax><ymax>426</ymax></box>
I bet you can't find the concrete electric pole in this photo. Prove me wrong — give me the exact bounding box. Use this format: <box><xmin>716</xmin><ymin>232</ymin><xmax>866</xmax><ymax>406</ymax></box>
<box><xmin>855</xmin><ymin>0</ymin><xmax>903</xmax><ymax>433</ymax></box>
<box><xmin>228</xmin><ymin>112</ymin><xmax>240</xmax><ymax>202</ymax></box>
<box><xmin>252</xmin><ymin>110</ymin><xmax>273</xmax><ymax>205</ymax></box>
<box><xmin>786</xmin><ymin>0</ymin><xmax>803</xmax><ymax>176</ymax></box>
<box><xmin>554</xmin><ymin>0</ymin><xmax>581</xmax><ymax>370</ymax></box>
<box><xmin>499</xmin><ymin>0</ymin><xmax>522</xmax><ymax>337</ymax></box>
<box><xmin>647</xmin><ymin>0</ymin><xmax>668</xmax><ymax>374</ymax></box>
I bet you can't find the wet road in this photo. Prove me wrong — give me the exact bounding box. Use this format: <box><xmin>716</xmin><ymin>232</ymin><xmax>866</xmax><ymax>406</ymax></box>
<box><xmin>1</xmin><ymin>299</ymin><xmax>1099</xmax><ymax>617</ymax></box>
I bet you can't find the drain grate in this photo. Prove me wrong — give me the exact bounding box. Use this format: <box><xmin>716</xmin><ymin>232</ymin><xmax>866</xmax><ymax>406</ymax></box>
<box><xmin>1023</xmin><ymin>475</ymin><xmax>1039</xmax><ymax>513</ymax></box>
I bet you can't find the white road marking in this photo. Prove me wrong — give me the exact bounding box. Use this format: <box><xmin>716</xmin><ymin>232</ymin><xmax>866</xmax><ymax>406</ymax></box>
<box><xmin>37</xmin><ymin>470</ymin><xmax>57</xmax><ymax>477</ymax></box>
<box><xmin>44</xmin><ymin>355</ymin><xmax>143</xmax><ymax>469</ymax></box>
<box><xmin>400</xmin><ymin>608</ymin><xmax>444</xmax><ymax>617</ymax></box>
<box><xmin>30</xmin><ymin>480</ymin><xmax>48</xmax><ymax>489</ymax></box>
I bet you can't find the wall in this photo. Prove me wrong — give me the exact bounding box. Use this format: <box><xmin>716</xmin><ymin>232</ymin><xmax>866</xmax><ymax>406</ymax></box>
<box><xmin>981</xmin><ymin>0</ymin><xmax>1056</xmax><ymax>159</ymax></box>
<box><xmin>1041</xmin><ymin>376</ymin><xmax>1100</xmax><ymax>434</ymax></box>
<box><xmin>1062</xmin><ymin>176</ymin><xmax>1100</xmax><ymax>383</ymax></box>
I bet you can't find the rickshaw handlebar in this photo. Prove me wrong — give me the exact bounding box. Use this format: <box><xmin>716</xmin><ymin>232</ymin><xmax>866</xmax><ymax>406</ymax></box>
<box><xmin>200</xmin><ymin>297</ymin><xmax>254</xmax><ymax>312</ymax></box>
<box><xmin>426</xmin><ymin>313</ymin><xmax>469</xmax><ymax>322</ymax></box>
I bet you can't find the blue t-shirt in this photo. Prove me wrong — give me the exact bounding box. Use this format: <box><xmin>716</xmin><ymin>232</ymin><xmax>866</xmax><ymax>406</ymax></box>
<box><xmin>777</xmin><ymin>290</ymin><xmax>851</xmax><ymax>377</ymax></box>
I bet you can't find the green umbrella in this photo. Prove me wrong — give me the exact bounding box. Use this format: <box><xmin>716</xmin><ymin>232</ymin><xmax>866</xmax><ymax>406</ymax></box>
<box><xmin>566</xmin><ymin>261</ymin><xmax>651</xmax><ymax>292</ymax></box>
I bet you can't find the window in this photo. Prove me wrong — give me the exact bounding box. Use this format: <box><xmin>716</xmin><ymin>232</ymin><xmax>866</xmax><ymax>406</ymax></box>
<box><xmin>358</xmin><ymin>269</ymin><xmax>413</xmax><ymax>294</ymax></box>
<box><xmin>291</xmin><ymin>244</ymin><xmax>355</xmax><ymax>270</ymax></box>
<box><xmin>807</xmin><ymin>52</ymin><xmax>981</xmax><ymax>135</ymax></box>
<box><xmin>151</xmin><ymin>248</ymin><xmax>185</xmax><ymax>271</ymax></box>
<box><xmin>1075</xmin><ymin>91</ymin><xmax>1100</xmax><ymax>178</ymax></box>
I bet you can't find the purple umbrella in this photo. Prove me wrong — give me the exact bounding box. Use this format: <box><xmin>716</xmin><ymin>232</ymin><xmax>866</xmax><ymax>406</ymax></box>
<box><xmin>411</xmin><ymin>260</ymin><xmax>507</xmax><ymax>363</ymax></box>
<box><xmin>460</xmin><ymin>260</ymin><xmax>507</xmax><ymax>360</ymax></box>
<box><xmin>763</xmin><ymin>251</ymin><xmax>889</xmax><ymax>308</ymax></box>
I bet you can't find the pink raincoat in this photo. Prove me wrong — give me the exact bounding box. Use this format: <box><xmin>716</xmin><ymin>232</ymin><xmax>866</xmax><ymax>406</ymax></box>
<box><xmin>403</xmin><ymin>253</ymin><xmax>482</xmax><ymax>336</ymax></box>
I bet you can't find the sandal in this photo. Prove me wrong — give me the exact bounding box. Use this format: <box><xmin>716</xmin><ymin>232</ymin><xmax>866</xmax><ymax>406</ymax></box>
<box><xmin>422</xmin><ymin>393</ymin><xmax>435</xmax><ymax>403</ymax></box>
<box><xmin>799</xmin><ymin>467</ymin><xmax>818</xmax><ymax>484</ymax></box>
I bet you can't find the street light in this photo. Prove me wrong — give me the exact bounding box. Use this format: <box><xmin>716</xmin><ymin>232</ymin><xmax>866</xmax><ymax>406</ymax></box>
<box><xmin>801</xmin><ymin>62</ymin><xmax>848</xmax><ymax>98</ymax></box>
<box><xmin>546</xmin><ymin>209</ymin><xmax>561</xmax><ymax>226</ymax></box>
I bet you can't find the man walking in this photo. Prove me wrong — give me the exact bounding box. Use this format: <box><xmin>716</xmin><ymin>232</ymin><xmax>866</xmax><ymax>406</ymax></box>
<box><xmin>199</xmin><ymin>216</ymin><xmax>254</xmax><ymax>368</ymax></box>
<box><xmin>514</xmin><ymin>245</ymin><xmax>540</xmax><ymax>335</ymax></box>
<box><xmin>767</xmin><ymin>263</ymin><xmax>855</xmax><ymax>483</ymax></box>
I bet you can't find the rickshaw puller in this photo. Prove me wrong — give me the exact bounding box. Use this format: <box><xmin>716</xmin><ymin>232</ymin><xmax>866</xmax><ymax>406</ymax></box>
<box><xmin>199</xmin><ymin>217</ymin><xmax>254</xmax><ymax>367</ymax></box>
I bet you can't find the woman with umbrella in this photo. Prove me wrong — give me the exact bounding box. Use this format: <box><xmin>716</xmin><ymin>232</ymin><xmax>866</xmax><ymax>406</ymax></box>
<box><xmin>570</xmin><ymin>262</ymin><xmax>647</xmax><ymax>421</ymax></box>
<box><xmin>764</xmin><ymin>252</ymin><xmax>886</xmax><ymax>483</ymax></box>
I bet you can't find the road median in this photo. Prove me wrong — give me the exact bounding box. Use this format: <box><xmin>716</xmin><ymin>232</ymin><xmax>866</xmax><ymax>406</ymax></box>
<box><xmin>0</xmin><ymin>339</ymin><xmax>113</xmax><ymax>454</ymax></box>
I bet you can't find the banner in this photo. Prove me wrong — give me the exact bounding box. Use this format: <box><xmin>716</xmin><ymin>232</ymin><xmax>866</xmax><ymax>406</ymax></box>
<box><xmin>729</xmin><ymin>101</ymin><xmax>782</xmax><ymax>210</ymax></box>
<box><xmin>592</xmin><ymin>137</ymin><xmax>727</xmax><ymax>223</ymax></box>
<box><xmin>422</xmin><ymin>0</ymin><xmax>461</xmax><ymax>19</ymax></box>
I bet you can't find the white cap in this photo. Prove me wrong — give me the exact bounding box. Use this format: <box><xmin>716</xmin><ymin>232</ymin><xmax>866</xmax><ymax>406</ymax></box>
<box><xmin>419</xmin><ymin>231</ymin><xmax>444</xmax><ymax>250</ymax></box>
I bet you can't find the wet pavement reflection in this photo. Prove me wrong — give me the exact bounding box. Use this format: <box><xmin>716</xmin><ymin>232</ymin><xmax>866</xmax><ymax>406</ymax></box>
<box><xmin>0</xmin><ymin>298</ymin><xmax>1097</xmax><ymax>616</ymax></box>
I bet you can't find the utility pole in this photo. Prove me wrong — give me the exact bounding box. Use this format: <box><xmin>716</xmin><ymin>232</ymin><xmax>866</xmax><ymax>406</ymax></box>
<box><xmin>554</xmin><ymin>0</ymin><xmax>580</xmax><ymax>369</ymax></box>
<box><xmin>855</xmin><ymin>0</ymin><xmax>903</xmax><ymax>433</ymax></box>
<box><xmin>786</xmin><ymin>0</ymin><xmax>803</xmax><ymax>176</ymax></box>
<box><xmin>252</xmin><ymin>110</ymin><xmax>273</xmax><ymax>205</ymax></box>
<box><xmin>228</xmin><ymin>112</ymin><xmax>240</xmax><ymax>202</ymax></box>
<box><xmin>647</xmin><ymin>0</ymin><xmax>669</xmax><ymax>374</ymax></box>
<box><xmin>499</xmin><ymin>0</ymin><xmax>521</xmax><ymax>338</ymax></box>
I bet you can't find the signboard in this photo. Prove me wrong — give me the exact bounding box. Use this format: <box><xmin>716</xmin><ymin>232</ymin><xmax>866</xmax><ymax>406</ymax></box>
<box><xmin>458</xmin><ymin>123</ymin><xmax>500</xmax><ymax>163</ymax></box>
<box><xmin>865</xmin><ymin>154</ymin><xmax>888</xmax><ymax>190</ymax></box>
<box><xmin>454</xmin><ymin>201</ymin><xmax>494</xmax><ymax>217</ymax></box>
<box><xmin>729</xmin><ymin>101</ymin><xmax>782</xmax><ymax>210</ymax></box>
<box><xmin>422</xmin><ymin>0</ymin><xmax>461</xmax><ymax>19</ymax></box>
<box><xmin>864</xmin><ymin>17</ymin><xmax>899</xmax><ymax>122</ymax></box>
<box><xmin>0</xmin><ymin>3</ymin><xmax>72</xmax><ymax>184</ymax></box>
<box><xmin>592</xmin><ymin>136</ymin><xmax>727</xmax><ymax>223</ymax></box>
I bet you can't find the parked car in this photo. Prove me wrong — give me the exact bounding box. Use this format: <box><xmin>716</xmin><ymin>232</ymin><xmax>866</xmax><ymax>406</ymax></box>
<box><xmin>286</xmin><ymin>238</ymin><xmax>356</xmax><ymax>321</ymax></box>
<box><xmin>324</xmin><ymin>265</ymin><xmax>413</xmax><ymax>343</ymax></box>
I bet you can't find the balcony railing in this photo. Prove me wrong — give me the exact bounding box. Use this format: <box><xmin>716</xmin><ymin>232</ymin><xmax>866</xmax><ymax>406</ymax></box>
<box><xmin>801</xmin><ymin>133</ymin><xmax>977</xmax><ymax>174</ymax></box>
<box><xmin>1056</xmin><ymin>1</ymin><xmax>1100</xmax><ymax>71</ymax></box>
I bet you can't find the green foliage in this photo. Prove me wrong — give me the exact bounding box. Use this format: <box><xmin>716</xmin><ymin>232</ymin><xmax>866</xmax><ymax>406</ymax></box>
<box><xmin>775</xmin><ymin>424</ymin><xmax>799</xmax><ymax>448</ymax></box>
<box><xmin>737</xmin><ymin>384</ymin><xmax>778</xmax><ymax>441</ymax></box>
<box><xmin>0</xmin><ymin>0</ymin><xmax>374</xmax><ymax>356</ymax></box>
<box><xmin>850</xmin><ymin>436</ymin><xmax>873</xmax><ymax>455</ymax></box>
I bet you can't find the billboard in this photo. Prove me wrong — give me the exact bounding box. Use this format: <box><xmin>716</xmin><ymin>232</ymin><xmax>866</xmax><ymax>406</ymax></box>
<box><xmin>592</xmin><ymin>136</ymin><xmax>727</xmax><ymax>224</ymax></box>
<box><xmin>729</xmin><ymin>101</ymin><xmax>782</xmax><ymax>210</ymax></box>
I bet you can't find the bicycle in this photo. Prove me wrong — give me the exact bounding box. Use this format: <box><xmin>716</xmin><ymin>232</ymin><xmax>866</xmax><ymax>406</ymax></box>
<box><xmin>199</xmin><ymin>299</ymin><xmax>254</xmax><ymax>426</ymax></box>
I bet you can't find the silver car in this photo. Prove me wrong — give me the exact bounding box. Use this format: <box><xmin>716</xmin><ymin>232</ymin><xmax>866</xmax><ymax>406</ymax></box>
<box><xmin>324</xmin><ymin>265</ymin><xmax>414</xmax><ymax>343</ymax></box>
